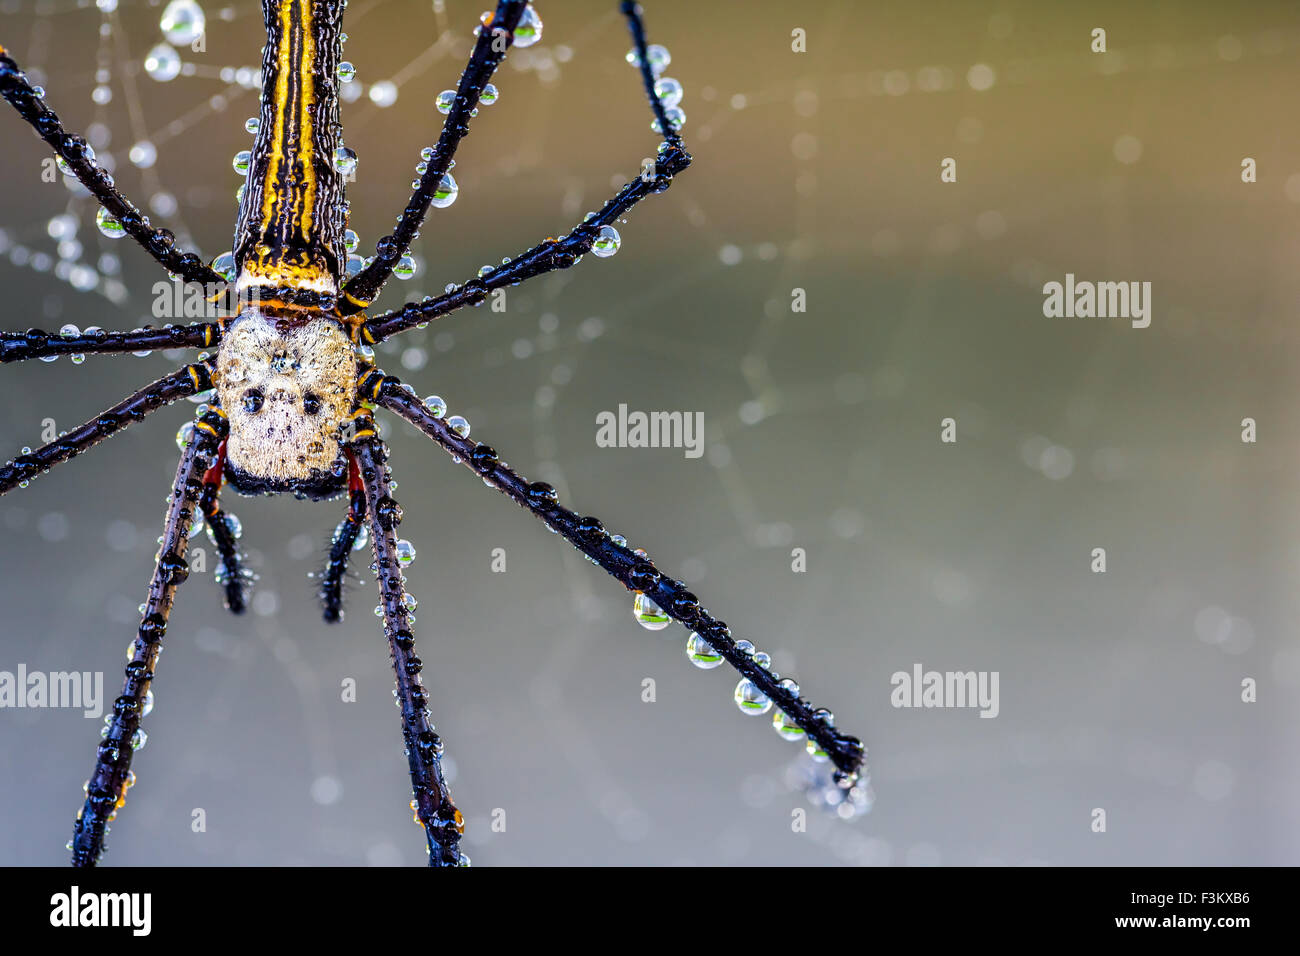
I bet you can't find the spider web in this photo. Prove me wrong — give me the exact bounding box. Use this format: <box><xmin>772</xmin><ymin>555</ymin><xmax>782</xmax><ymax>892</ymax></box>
<box><xmin>1</xmin><ymin>0</ymin><xmax>1297</xmax><ymax>866</ymax></box>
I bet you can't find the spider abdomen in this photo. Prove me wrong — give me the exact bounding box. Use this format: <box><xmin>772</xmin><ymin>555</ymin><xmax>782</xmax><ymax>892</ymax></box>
<box><xmin>214</xmin><ymin>311</ymin><xmax>355</xmax><ymax>499</ymax></box>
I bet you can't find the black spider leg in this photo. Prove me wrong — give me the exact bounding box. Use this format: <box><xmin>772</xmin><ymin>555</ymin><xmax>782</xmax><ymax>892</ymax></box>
<box><xmin>318</xmin><ymin>453</ymin><xmax>367</xmax><ymax>623</ymax></box>
<box><xmin>1</xmin><ymin>323</ymin><xmax>219</xmax><ymax>365</ymax></box>
<box><xmin>337</xmin><ymin>0</ymin><xmax>530</xmax><ymax>314</ymax></box>
<box><xmin>369</xmin><ymin>373</ymin><xmax>868</xmax><ymax>785</ymax></box>
<box><xmin>355</xmin><ymin>2</ymin><xmax>692</xmax><ymax>344</ymax></box>
<box><xmin>347</xmin><ymin>415</ymin><xmax>465</xmax><ymax>866</ymax></box>
<box><xmin>0</xmin><ymin>361</ymin><xmax>214</xmax><ymax>495</ymax></box>
<box><xmin>70</xmin><ymin>408</ymin><xmax>229</xmax><ymax>867</ymax></box>
<box><xmin>197</xmin><ymin>439</ymin><xmax>251</xmax><ymax>615</ymax></box>
<box><xmin>0</xmin><ymin>46</ymin><xmax>228</xmax><ymax>290</ymax></box>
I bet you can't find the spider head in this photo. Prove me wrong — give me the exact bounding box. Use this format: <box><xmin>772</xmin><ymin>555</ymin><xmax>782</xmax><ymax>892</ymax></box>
<box><xmin>214</xmin><ymin>311</ymin><xmax>357</xmax><ymax>499</ymax></box>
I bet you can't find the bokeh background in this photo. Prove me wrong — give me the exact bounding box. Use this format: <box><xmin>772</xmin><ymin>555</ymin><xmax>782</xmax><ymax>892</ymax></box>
<box><xmin>1</xmin><ymin>0</ymin><xmax>1298</xmax><ymax>865</ymax></box>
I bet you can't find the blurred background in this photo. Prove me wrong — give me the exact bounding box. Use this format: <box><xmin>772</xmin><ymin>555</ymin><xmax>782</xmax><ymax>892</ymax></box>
<box><xmin>0</xmin><ymin>0</ymin><xmax>1297</xmax><ymax>865</ymax></box>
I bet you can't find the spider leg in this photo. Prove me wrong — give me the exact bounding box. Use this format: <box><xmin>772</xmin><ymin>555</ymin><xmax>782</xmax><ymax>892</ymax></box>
<box><xmin>337</xmin><ymin>0</ymin><xmax>531</xmax><ymax>315</ymax></box>
<box><xmin>1</xmin><ymin>323</ymin><xmax>219</xmax><ymax>365</ymax></box>
<box><xmin>69</xmin><ymin>408</ymin><xmax>229</xmax><ymax>866</ymax></box>
<box><xmin>347</xmin><ymin>415</ymin><xmax>465</xmax><ymax>866</ymax></box>
<box><xmin>354</xmin><ymin>1</ymin><xmax>692</xmax><ymax>345</ymax></box>
<box><xmin>198</xmin><ymin>439</ymin><xmax>252</xmax><ymax>615</ymax></box>
<box><xmin>0</xmin><ymin>361</ymin><xmax>214</xmax><ymax>496</ymax></box>
<box><xmin>0</xmin><ymin>47</ymin><xmax>228</xmax><ymax>290</ymax></box>
<box><xmin>368</xmin><ymin>371</ymin><xmax>868</xmax><ymax>784</ymax></box>
<box><xmin>318</xmin><ymin>450</ymin><xmax>366</xmax><ymax>623</ymax></box>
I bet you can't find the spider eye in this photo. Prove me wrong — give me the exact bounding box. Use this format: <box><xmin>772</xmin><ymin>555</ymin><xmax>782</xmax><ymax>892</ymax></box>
<box><xmin>242</xmin><ymin>389</ymin><xmax>264</xmax><ymax>414</ymax></box>
<box><xmin>303</xmin><ymin>393</ymin><xmax>323</xmax><ymax>415</ymax></box>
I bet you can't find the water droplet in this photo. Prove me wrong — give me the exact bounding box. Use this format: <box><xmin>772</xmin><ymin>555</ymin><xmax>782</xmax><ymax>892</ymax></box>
<box><xmin>352</xmin><ymin>525</ymin><xmax>369</xmax><ymax>552</ymax></box>
<box><xmin>128</xmin><ymin>140</ymin><xmax>157</xmax><ymax>168</ymax></box>
<box><xmin>422</xmin><ymin>395</ymin><xmax>446</xmax><ymax>417</ymax></box>
<box><xmin>337</xmin><ymin>61</ymin><xmax>356</xmax><ymax>83</ymax></box>
<box><xmin>176</xmin><ymin>422</ymin><xmax>195</xmax><ymax>450</ymax></box>
<box><xmin>346</xmin><ymin>254</ymin><xmax>364</xmax><ymax>278</ymax></box>
<box><xmin>244</xmin><ymin>116</ymin><xmax>260</xmax><ymax>134</ymax></box>
<box><xmin>59</xmin><ymin>323</ymin><xmax>80</xmax><ymax>337</ymax></box>
<box><xmin>130</xmin><ymin>727</ymin><xmax>148</xmax><ymax>750</ymax></box>
<box><xmin>686</xmin><ymin>632</ymin><xmax>723</xmax><ymax>668</ymax></box>
<box><xmin>393</xmin><ymin>254</ymin><xmax>416</xmax><ymax>279</ymax></box>
<box><xmin>591</xmin><ymin>224</ymin><xmax>621</xmax><ymax>258</ymax></box>
<box><xmin>430</xmin><ymin>173</ymin><xmax>458</xmax><ymax>209</ymax></box>
<box><xmin>627</xmin><ymin>43</ymin><xmax>671</xmax><ymax>73</ymax></box>
<box><xmin>634</xmin><ymin>592</ymin><xmax>670</xmax><ymax>630</ymax></box>
<box><xmin>753</xmin><ymin>651</ymin><xmax>772</xmax><ymax>670</ymax></box>
<box><xmin>653</xmin><ymin>77</ymin><xmax>683</xmax><ymax>108</ymax></box>
<box><xmin>805</xmin><ymin>736</ymin><xmax>829</xmax><ymax>762</ymax></box>
<box><xmin>96</xmin><ymin>207</ymin><xmax>126</xmax><ymax>239</ymax></box>
<box><xmin>734</xmin><ymin>679</ymin><xmax>771</xmax><ymax>716</ymax></box>
<box><xmin>233</xmin><ymin>150</ymin><xmax>251</xmax><ymax>175</ymax></box>
<box><xmin>480</xmin><ymin>83</ymin><xmax>499</xmax><ymax>105</ymax></box>
<box><xmin>142</xmin><ymin>689</ymin><xmax>155</xmax><ymax>717</ymax></box>
<box><xmin>513</xmin><ymin>5</ymin><xmax>543</xmax><ymax>47</ymax></box>
<box><xmin>160</xmin><ymin>0</ymin><xmax>205</xmax><ymax>47</ymax></box>
<box><xmin>435</xmin><ymin>90</ymin><xmax>456</xmax><ymax>114</ymax></box>
<box><xmin>735</xmin><ymin>639</ymin><xmax>755</xmax><ymax>656</ymax></box>
<box><xmin>651</xmin><ymin>106</ymin><xmax>685</xmax><ymax>134</ymax></box>
<box><xmin>395</xmin><ymin>539</ymin><xmax>417</xmax><ymax>566</ymax></box>
<box><xmin>333</xmin><ymin>146</ymin><xmax>358</xmax><ymax>175</ymax></box>
<box><xmin>447</xmin><ymin>415</ymin><xmax>470</xmax><ymax>438</ymax></box>
<box><xmin>145</xmin><ymin>43</ymin><xmax>182</xmax><ymax>83</ymax></box>
<box><xmin>344</xmin><ymin>228</ymin><xmax>359</xmax><ymax>253</ymax></box>
<box><xmin>772</xmin><ymin>709</ymin><xmax>804</xmax><ymax>741</ymax></box>
<box><xmin>211</xmin><ymin>251</ymin><xmax>235</xmax><ymax>281</ymax></box>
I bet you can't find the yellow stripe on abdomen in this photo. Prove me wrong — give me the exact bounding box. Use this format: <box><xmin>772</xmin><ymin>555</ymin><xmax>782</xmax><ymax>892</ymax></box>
<box><xmin>234</xmin><ymin>0</ymin><xmax>346</xmax><ymax>301</ymax></box>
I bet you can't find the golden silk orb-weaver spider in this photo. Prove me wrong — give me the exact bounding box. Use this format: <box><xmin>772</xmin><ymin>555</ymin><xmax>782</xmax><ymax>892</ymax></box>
<box><xmin>0</xmin><ymin>0</ymin><xmax>869</xmax><ymax>866</ymax></box>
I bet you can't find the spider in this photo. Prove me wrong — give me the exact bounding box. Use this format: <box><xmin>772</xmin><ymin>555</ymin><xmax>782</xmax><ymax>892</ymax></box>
<box><xmin>0</xmin><ymin>0</ymin><xmax>869</xmax><ymax>867</ymax></box>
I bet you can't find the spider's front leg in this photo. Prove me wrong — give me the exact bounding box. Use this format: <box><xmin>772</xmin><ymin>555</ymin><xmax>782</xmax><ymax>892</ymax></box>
<box><xmin>347</xmin><ymin>413</ymin><xmax>464</xmax><ymax>866</ymax></box>
<box><xmin>69</xmin><ymin>408</ymin><xmax>229</xmax><ymax>867</ymax></box>
<box><xmin>0</xmin><ymin>47</ymin><xmax>227</xmax><ymax>289</ymax></box>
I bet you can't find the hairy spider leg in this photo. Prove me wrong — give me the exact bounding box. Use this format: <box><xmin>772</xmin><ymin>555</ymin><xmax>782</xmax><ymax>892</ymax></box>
<box><xmin>69</xmin><ymin>408</ymin><xmax>229</xmax><ymax>866</ymax></box>
<box><xmin>0</xmin><ymin>45</ymin><xmax>227</xmax><ymax>289</ymax></box>
<box><xmin>348</xmin><ymin>419</ymin><xmax>465</xmax><ymax>866</ymax></box>
<box><xmin>198</xmin><ymin>440</ymin><xmax>253</xmax><ymax>615</ymax></box>
<box><xmin>354</xmin><ymin>1</ymin><xmax>692</xmax><ymax>346</ymax></box>
<box><xmin>371</xmin><ymin>372</ymin><xmax>869</xmax><ymax>783</ymax></box>
<box><xmin>337</xmin><ymin>0</ymin><xmax>531</xmax><ymax>314</ymax></box>
<box><xmin>318</xmin><ymin>449</ymin><xmax>367</xmax><ymax>623</ymax></box>
<box><xmin>0</xmin><ymin>323</ymin><xmax>219</xmax><ymax>365</ymax></box>
<box><xmin>0</xmin><ymin>362</ymin><xmax>214</xmax><ymax>495</ymax></box>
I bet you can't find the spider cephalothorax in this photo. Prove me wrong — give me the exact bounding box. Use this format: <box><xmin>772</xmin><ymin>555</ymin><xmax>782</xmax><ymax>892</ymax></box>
<box><xmin>0</xmin><ymin>1</ymin><xmax>870</xmax><ymax>868</ymax></box>
<box><xmin>215</xmin><ymin>311</ymin><xmax>356</xmax><ymax>498</ymax></box>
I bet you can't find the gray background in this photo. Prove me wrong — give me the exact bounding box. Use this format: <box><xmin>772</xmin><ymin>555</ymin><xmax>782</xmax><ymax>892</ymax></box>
<box><xmin>0</xmin><ymin>0</ymin><xmax>1297</xmax><ymax>865</ymax></box>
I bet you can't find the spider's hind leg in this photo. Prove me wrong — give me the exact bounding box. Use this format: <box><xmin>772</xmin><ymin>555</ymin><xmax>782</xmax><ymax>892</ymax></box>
<box><xmin>70</xmin><ymin>409</ymin><xmax>228</xmax><ymax>866</ymax></box>
<box><xmin>197</xmin><ymin>439</ymin><xmax>253</xmax><ymax>615</ymax></box>
<box><xmin>348</xmin><ymin>418</ymin><xmax>464</xmax><ymax>866</ymax></box>
<box><xmin>318</xmin><ymin>451</ymin><xmax>367</xmax><ymax>623</ymax></box>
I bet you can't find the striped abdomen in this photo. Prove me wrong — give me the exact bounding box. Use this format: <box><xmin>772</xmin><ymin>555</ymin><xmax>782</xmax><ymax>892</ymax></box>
<box><xmin>234</xmin><ymin>0</ymin><xmax>347</xmax><ymax>303</ymax></box>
